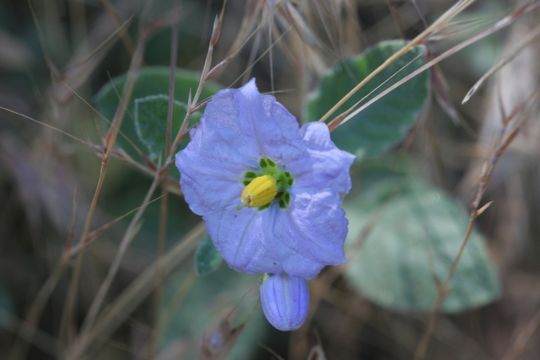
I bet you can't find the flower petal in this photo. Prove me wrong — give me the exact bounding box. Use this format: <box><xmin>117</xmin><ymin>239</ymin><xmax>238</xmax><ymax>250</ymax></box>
<box><xmin>204</xmin><ymin>207</ymin><xmax>282</xmax><ymax>275</ymax></box>
<box><xmin>237</xmin><ymin>80</ymin><xmax>307</xmax><ymax>167</ymax></box>
<box><xmin>298</xmin><ymin>122</ymin><xmax>355</xmax><ymax>195</ymax></box>
<box><xmin>272</xmin><ymin>191</ymin><xmax>348</xmax><ymax>279</ymax></box>
<box><xmin>260</xmin><ymin>273</ymin><xmax>309</xmax><ymax>331</ymax></box>
<box><xmin>176</xmin><ymin>151</ymin><xmax>243</xmax><ymax>215</ymax></box>
<box><xmin>187</xmin><ymin>86</ymin><xmax>260</xmax><ymax>169</ymax></box>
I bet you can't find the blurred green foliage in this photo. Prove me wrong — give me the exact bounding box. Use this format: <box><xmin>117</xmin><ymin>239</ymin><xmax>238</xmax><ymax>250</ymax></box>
<box><xmin>160</xmin><ymin>266</ymin><xmax>266</xmax><ymax>359</ymax></box>
<box><xmin>0</xmin><ymin>285</ymin><xmax>13</xmax><ymax>329</ymax></box>
<box><xmin>194</xmin><ymin>234</ymin><xmax>223</xmax><ymax>277</ymax></box>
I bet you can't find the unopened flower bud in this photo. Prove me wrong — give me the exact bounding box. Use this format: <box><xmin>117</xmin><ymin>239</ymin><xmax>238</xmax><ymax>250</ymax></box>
<box><xmin>260</xmin><ymin>273</ymin><xmax>309</xmax><ymax>331</ymax></box>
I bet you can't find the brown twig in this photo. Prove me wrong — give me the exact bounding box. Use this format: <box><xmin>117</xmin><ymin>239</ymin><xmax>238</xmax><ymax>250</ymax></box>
<box><xmin>99</xmin><ymin>0</ymin><xmax>135</xmax><ymax>54</ymax></box>
<box><xmin>151</xmin><ymin>18</ymin><xmax>180</xmax><ymax>358</ymax></box>
<box><xmin>328</xmin><ymin>1</ymin><xmax>540</xmax><ymax>132</ymax></box>
<box><xmin>61</xmin><ymin>26</ymin><xmax>147</xmax><ymax>346</ymax></box>
<box><xmin>414</xmin><ymin>89</ymin><xmax>539</xmax><ymax>359</ymax></box>
<box><xmin>79</xmin><ymin>163</ymin><xmax>162</xmax><ymax>333</ymax></box>
<box><xmin>319</xmin><ymin>0</ymin><xmax>478</xmax><ymax>124</ymax></box>
<box><xmin>503</xmin><ymin>307</ymin><xmax>540</xmax><ymax>360</ymax></box>
<box><xmin>462</xmin><ymin>23</ymin><xmax>540</xmax><ymax>104</ymax></box>
<box><xmin>64</xmin><ymin>223</ymin><xmax>205</xmax><ymax>359</ymax></box>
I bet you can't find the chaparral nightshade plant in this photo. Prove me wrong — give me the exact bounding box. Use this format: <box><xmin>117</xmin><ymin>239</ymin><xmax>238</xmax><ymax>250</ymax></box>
<box><xmin>176</xmin><ymin>79</ymin><xmax>354</xmax><ymax>331</ymax></box>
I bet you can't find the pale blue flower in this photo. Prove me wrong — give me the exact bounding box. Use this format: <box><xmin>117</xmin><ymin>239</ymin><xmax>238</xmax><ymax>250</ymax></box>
<box><xmin>176</xmin><ymin>79</ymin><xmax>354</xmax><ymax>330</ymax></box>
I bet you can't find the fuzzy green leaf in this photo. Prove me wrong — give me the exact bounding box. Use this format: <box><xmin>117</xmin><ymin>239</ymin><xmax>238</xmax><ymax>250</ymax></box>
<box><xmin>344</xmin><ymin>172</ymin><xmax>500</xmax><ymax>313</ymax></box>
<box><xmin>306</xmin><ymin>40</ymin><xmax>430</xmax><ymax>157</ymax></box>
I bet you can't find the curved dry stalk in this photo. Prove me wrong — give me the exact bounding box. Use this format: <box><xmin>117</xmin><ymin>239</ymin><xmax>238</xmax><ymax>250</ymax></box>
<box><xmin>462</xmin><ymin>23</ymin><xmax>540</xmax><ymax>104</ymax></box>
<box><xmin>75</xmin><ymin>8</ymin><xmax>225</xmax><ymax>352</ymax></box>
<box><xmin>414</xmin><ymin>90</ymin><xmax>539</xmax><ymax>360</ymax></box>
<box><xmin>61</xmin><ymin>35</ymin><xmax>146</xmax><ymax>344</ymax></box>
<box><xmin>64</xmin><ymin>223</ymin><xmax>205</xmax><ymax>360</ymax></box>
<box><xmin>80</xmin><ymin>167</ymin><xmax>162</xmax><ymax>332</ymax></box>
<box><xmin>4</xmin><ymin>311</ymin><xmax>63</xmax><ymax>359</ymax></box>
<box><xmin>503</xmin><ymin>307</ymin><xmax>540</xmax><ymax>360</ymax></box>
<box><xmin>98</xmin><ymin>0</ymin><xmax>134</xmax><ymax>54</ymax></box>
<box><xmin>0</xmin><ymin>105</ymin><xmax>91</xmax><ymax>147</ymax></box>
<box><xmin>319</xmin><ymin>0</ymin><xmax>478</xmax><ymax>123</ymax></box>
<box><xmin>151</xmin><ymin>19</ymin><xmax>180</xmax><ymax>358</ymax></box>
<box><xmin>329</xmin><ymin>1</ymin><xmax>540</xmax><ymax>131</ymax></box>
<box><xmin>8</xmin><ymin>264</ymin><xmax>65</xmax><ymax>360</ymax></box>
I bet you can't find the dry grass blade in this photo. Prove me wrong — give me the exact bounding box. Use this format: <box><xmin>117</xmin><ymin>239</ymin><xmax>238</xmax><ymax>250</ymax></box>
<box><xmin>99</xmin><ymin>0</ymin><xmax>135</xmax><ymax>53</ymax></box>
<box><xmin>168</xmin><ymin>13</ymin><xmax>223</xmax><ymax>160</ymax></box>
<box><xmin>414</xmin><ymin>89</ymin><xmax>539</xmax><ymax>360</ymax></box>
<box><xmin>462</xmin><ymin>23</ymin><xmax>540</xmax><ymax>104</ymax></box>
<box><xmin>279</xmin><ymin>1</ymin><xmax>321</xmax><ymax>48</ymax></box>
<box><xmin>80</xmin><ymin>167</ymin><xmax>161</xmax><ymax>333</ymax></box>
<box><xmin>59</xmin><ymin>80</ymin><xmax>150</xmax><ymax>162</ymax></box>
<box><xmin>152</xmin><ymin>18</ymin><xmax>181</xmax><ymax>358</ymax></box>
<box><xmin>229</xmin><ymin>26</ymin><xmax>292</xmax><ymax>89</ymax></box>
<box><xmin>8</xmin><ymin>264</ymin><xmax>65</xmax><ymax>360</ymax></box>
<box><xmin>61</xmin><ymin>35</ymin><xmax>146</xmax><ymax>344</ymax></box>
<box><xmin>61</xmin><ymin>194</ymin><xmax>165</xmax><ymax>261</ymax></box>
<box><xmin>71</xmin><ymin>4</ymin><xmax>227</xmax><ymax>355</ymax></box>
<box><xmin>0</xmin><ymin>29</ymin><xmax>32</xmax><ymax>69</ymax></box>
<box><xmin>325</xmin><ymin>51</ymin><xmax>424</xmax><ymax>128</ymax></box>
<box><xmin>328</xmin><ymin>1</ymin><xmax>540</xmax><ymax>131</ymax></box>
<box><xmin>64</xmin><ymin>223</ymin><xmax>205</xmax><ymax>359</ymax></box>
<box><xmin>0</xmin><ymin>106</ymin><xmax>90</xmax><ymax>146</ymax></box>
<box><xmin>3</xmin><ymin>311</ymin><xmax>63</xmax><ymax>359</ymax></box>
<box><xmin>89</xmin><ymin>144</ymin><xmax>181</xmax><ymax>196</ymax></box>
<box><xmin>55</xmin><ymin>8</ymin><xmax>135</xmax><ymax>103</ymax></box>
<box><xmin>4</xmin><ymin>1</ymin><xmax>540</xmax><ymax>358</ymax></box>
<box><xmin>503</xmin><ymin>307</ymin><xmax>540</xmax><ymax>360</ymax></box>
<box><xmin>318</xmin><ymin>0</ymin><xmax>478</xmax><ymax>123</ymax></box>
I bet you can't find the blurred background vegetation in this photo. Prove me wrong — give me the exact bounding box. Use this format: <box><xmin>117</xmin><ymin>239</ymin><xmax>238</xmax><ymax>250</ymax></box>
<box><xmin>0</xmin><ymin>0</ymin><xmax>539</xmax><ymax>359</ymax></box>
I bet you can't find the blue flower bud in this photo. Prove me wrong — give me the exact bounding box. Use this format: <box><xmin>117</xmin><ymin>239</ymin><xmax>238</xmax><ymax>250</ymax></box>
<box><xmin>260</xmin><ymin>274</ymin><xmax>309</xmax><ymax>331</ymax></box>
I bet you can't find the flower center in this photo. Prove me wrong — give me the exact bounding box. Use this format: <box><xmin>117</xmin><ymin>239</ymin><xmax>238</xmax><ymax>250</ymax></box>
<box><xmin>241</xmin><ymin>157</ymin><xmax>294</xmax><ymax>209</ymax></box>
<box><xmin>241</xmin><ymin>175</ymin><xmax>277</xmax><ymax>207</ymax></box>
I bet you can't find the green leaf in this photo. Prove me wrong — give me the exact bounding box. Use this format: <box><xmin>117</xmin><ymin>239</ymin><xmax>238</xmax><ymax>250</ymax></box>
<box><xmin>159</xmin><ymin>266</ymin><xmax>267</xmax><ymax>359</ymax></box>
<box><xmin>306</xmin><ymin>40</ymin><xmax>430</xmax><ymax>157</ymax></box>
<box><xmin>95</xmin><ymin>66</ymin><xmax>220</xmax><ymax>160</ymax></box>
<box><xmin>134</xmin><ymin>95</ymin><xmax>201</xmax><ymax>160</ymax></box>
<box><xmin>194</xmin><ymin>233</ymin><xmax>223</xmax><ymax>276</ymax></box>
<box><xmin>344</xmin><ymin>173</ymin><xmax>500</xmax><ymax>313</ymax></box>
<box><xmin>0</xmin><ymin>285</ymin><xmax>14</xmax><ymax>328</ymax></box>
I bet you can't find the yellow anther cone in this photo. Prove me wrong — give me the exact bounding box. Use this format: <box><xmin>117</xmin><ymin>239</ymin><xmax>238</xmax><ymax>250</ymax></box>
<box><xmin>241</xmin><ymin>175</ymin><xmax>278</xmax><ymax>207</ymax></box>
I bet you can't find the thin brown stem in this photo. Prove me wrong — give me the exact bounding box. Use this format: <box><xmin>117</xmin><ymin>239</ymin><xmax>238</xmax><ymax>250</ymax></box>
<box><xmin>503</xmin><ymin>307</ymin><xmax>540</xmax><ymax>360</ymax></box>
<box><xmin>328</xmin><ymin>1</ymin><xmax>540</xmax><ymax>132</ymax></box>
<box><xmin>80</xmin><ymin>167</ymin><xmax>162</xmax><ymax>333</ymax></box>
<box><xmin>151</xmin><ymin>20</ymin><xmax>179</xmax><ymax>357</ymax></box>
<box><xmin>61</xmin><ymin>31</ymin><xmax>146</xmax><ymax>344</ymax></box>
<box><xmin>319</xmin><ymin>0</ymin><xmax>478</xmax><ymax>123</ymax></box>
<box><xmin>64</xmin><ymin>224</ymin><xmax>205</xmax><ymax>359</ymax></box>
<box><xmin>99</xmin><ymin>0</ymin><xmax>135</xmax><ymax>54</ymax></box>
<box><xmin>414</xmin><ymin>90</ymin><xmax>539</xmax><ymax>360</ymax></box>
